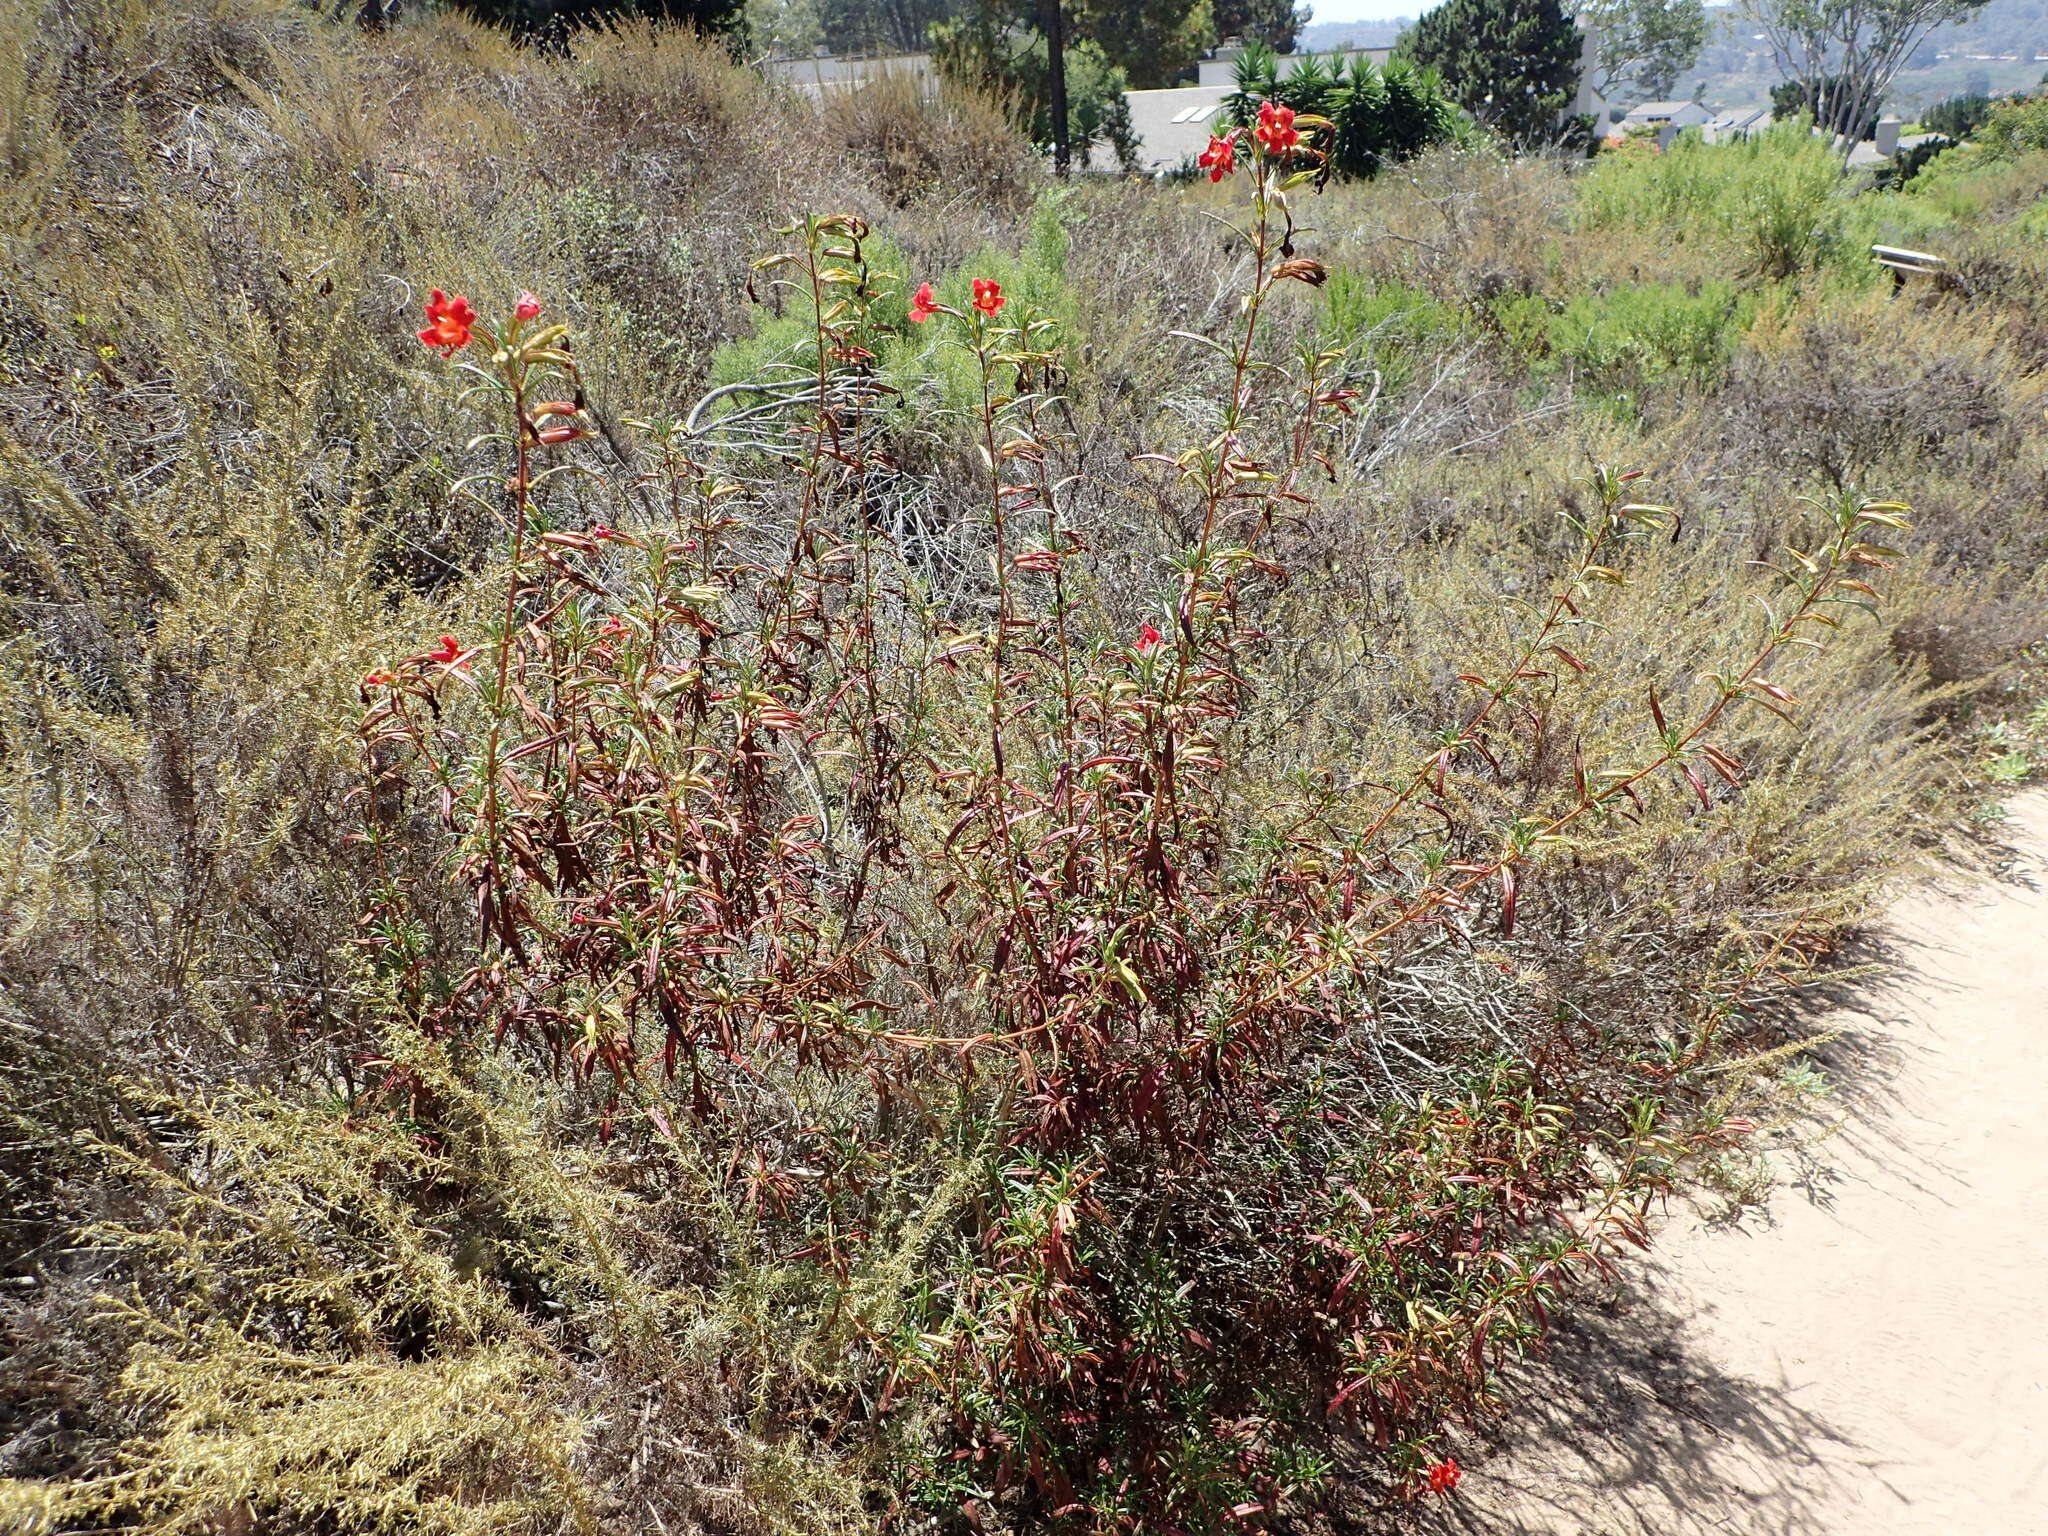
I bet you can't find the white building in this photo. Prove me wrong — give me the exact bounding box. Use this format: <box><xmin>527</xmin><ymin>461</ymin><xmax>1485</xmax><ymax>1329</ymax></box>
<box><xmin>761</xmin><ymin>50</ymin><xmax>937</xmax><ymax>99</ymax></box>
<box><xmin>1701</xmin><ymin>106</ymin><xmax>1772</xmax><ymax>142</ymax></box>
<box><xmin>1618</xmin><ymin>96</ymin><xmax>1714</xmax><ymax>131</ymax></box>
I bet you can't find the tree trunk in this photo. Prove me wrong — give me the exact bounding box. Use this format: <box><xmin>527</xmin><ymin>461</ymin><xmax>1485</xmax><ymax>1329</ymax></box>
<box><xmin>1043</xmin><ymin>0</ymin><xmax>1071</xmax><ymax>176</ymax></box>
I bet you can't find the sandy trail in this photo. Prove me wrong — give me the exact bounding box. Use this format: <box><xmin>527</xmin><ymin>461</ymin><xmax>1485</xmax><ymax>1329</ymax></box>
<box><xmin>1411</xmin><ymin>789</ymin><xmax>2048</xmax><ymax>1536</ymax></box>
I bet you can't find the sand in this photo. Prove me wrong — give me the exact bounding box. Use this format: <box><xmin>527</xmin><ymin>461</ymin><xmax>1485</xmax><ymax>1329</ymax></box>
<box><xmin>1410</xmin><ymin>789</ymin><xmax>2048</xmax><ymax>1536</ymax></box>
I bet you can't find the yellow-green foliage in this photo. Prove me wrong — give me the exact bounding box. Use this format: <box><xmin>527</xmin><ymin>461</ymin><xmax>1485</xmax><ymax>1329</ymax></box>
<box><xmin>1574</xmin><ymin>122</ymin><xmax>1865</xmax><ymax>280</ymax></box>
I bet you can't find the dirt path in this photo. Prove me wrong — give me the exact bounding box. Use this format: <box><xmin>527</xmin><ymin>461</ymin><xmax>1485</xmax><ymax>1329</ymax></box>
<box><xmin>1412</xmin><ymin>790</ymin><xmax>2048</xmax><ymax>1536</ymax></box>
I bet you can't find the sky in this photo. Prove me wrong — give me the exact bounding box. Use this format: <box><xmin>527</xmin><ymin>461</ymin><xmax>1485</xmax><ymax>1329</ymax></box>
<box><xmin>1300</xmin><ymin>0</ymin><xmax>1417</xmax><ymax>24</ymax></box>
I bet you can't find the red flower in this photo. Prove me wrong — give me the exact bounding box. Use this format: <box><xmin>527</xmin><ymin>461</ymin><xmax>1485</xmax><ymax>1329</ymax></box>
<box><xmin>909</xmin><ymin>281</ymin><xmax>938</xmax><ymax>323</ymax></box>
<box><xmin>1255</xmin><ymin>101</ymin><xmax>1301</xmax><ymax>157</ymax></box>
<box><xmin>417</xmin><ymin>290</ymin><xmax>476</xmax><ymax>356</ymax></box>
<box><xmin>514</xmin><ymin>290</ymin><xmax>542</xmax><ymax>322</ymax></box>
<box><xmin>971</xmin><ymin>278</ymin><xmax>1004</xmax><ymax>317</ymax></box>
<box><xmin>589</xmin><ymin>523</ymin><xmax>622</xmax><ymax>541</ymax></box>
<box><xmin>1198</xmin><ymin>130</ymin><xmax>1237</xmax><ymax>182</ymax></box>
<box><xmin>1427</xmin><ymin>1459</ymin><xmax>1461</xmax><ymax>1495</ymax></box>
<box><xmin>362</xmin><ymin>670</ymin><xmax>394</xmax><ymax>689</ymax></box>
<box><xmin>1136</xmin><ymin>621</ymin><xmax>1163</xmax><ymax>651</ymax></box>
<box><xmin>427</xmin><ymin>635</ymin><xmax>468</xmax><ymax>669</ymax></box>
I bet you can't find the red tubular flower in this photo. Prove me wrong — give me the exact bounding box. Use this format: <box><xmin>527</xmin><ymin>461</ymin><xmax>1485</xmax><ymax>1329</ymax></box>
<box><xmin>1255</xmin><ymin>101</ymin><xmax>1301</xmax><ymax>157</ymax></box>
<box><xmin>1198</xmin><ymin>130</ymin><xmax>1237</xmax><ymax>182</ymax></box>
<box><xmin>1427</xmin><ymin>1459</ymin><xmax>1461</xmax><ymax>1494</ymax></box>
<box><xmin>1136</xmin><ymin>621</ymin><xmax>1163</xmax><ymax>651</ymax></box>
<box><xmin>427</xmin><ymin>635</ymin><xmax>467</xmax><ymax>668</ymax></box>
<box><xmin>362</xmin><ymin>671</ymin><xmax>394</xmax><ymax>689</ymax></box>
<box><xmin>514</xmin><ymin>290</ymin><xmax>542</xmax><ymax>322</ymax></box>
<box><xmin>417</xmin><ymin>290</ymin><xmax>476</xmax><ymax>356</ymax></box>
<box><xmin>589</xmin><ymin>524</ymin><xmax>622</xmax><ymax>541</ymax></box>
<box><xmin>909</xmin><ymin>281</ymin><xmax>938</xmax><ymax>323</ymax></box>
<box><xmin>971</xmin><ymin>278</ymin><xmax>1004</xmax><ymax>317</ymax></box>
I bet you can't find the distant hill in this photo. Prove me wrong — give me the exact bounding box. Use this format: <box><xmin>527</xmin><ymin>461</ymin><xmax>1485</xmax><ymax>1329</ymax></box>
<box><xmin>1685</xmin><ymin>0</ymin><xmax>2047</xmax><ymax>112</ymax></box>
<box><xmin>1297</xmin><ymin>16</ymin><xmax>1408</xmax><ymax>49</ymax></box>
<box><xmin>1294</xmin><ymin>0</ymin><xmax>2046</xmax><ymax>114</ymax></box>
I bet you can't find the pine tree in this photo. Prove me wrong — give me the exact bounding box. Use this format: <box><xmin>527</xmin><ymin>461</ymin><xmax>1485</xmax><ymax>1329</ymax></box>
<box><xmin>1212</xmin><ymin>0</ymin><xmax>1309</xmax><ymax>51</ymax></box>
<box><xmin>1400</xmin><ymin>0</ymin><xmax>1583</xmax><ymax>148</ymax></box>
<box><xmin>1070</xmin><ymin>0</ymin><xmax>1215</xmax><ymax>87</ymax></box>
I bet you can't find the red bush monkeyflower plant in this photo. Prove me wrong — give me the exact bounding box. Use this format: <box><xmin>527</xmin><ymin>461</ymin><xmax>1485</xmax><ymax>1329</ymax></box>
<box><xmin>362</xmin><ymin>170</ymin><xmax>1910</xmax><ymax>1531</ymax></box>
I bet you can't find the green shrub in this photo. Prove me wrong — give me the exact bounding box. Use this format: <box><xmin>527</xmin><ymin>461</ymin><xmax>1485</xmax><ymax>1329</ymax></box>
<box><xmin>707</xmin><ymin>189</ymin><xmax>1080</xmax><ymax>425</ymax></box>
<box><xmin>1873</xmin><ymin>133</ymin><xmax>1957</xmax><ymax>190</ymax></box>
<box><xmin>1319</xmin><ymin>271</ymin><xmax>1465</xmax><ymax>390</ymax></box>
<box><xmin>1493</xmin><ymin>281</ymin><xmax>1752</xmax><ymax>393</ymax></box>
<box><xmin>1977</xmin><ymin>89</ymin><xmax>2048</xmax><ymax>160</ymax></box>
<box><xmin>1576</xmin><ymin>121</ymin><xmax>1854</xmax><ymax>280</ymax></box>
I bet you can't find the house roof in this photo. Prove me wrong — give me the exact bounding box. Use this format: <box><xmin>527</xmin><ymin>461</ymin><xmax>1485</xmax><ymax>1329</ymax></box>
<box><xmin>1119</xmin><ymin>86</ymin><xmax>1233</xmax><ymax>173</ymax></box>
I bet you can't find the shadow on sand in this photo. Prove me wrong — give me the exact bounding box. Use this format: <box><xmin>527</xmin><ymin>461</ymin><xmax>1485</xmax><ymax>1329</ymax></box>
<box><xmin>1383</xmin><ymin>1274</ymin><xmax>1863</xmax><ymax>1536</ymax></box>
<box><xmin>1309</xmin><ymin>926</ymin><xmax>1946</xmax><ymax>1536</ymax></box>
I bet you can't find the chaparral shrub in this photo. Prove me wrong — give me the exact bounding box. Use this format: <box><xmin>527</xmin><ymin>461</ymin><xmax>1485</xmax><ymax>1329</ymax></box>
<box><xmin>346</xmin><ymin>124</ymin><xmax>1907</xmax><ymax>1532</ymax></box>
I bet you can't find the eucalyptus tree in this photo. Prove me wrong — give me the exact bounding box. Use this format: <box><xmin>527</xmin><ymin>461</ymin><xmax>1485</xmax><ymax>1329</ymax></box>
<box><xmin>1745</xmin><ymin>0</ymin><xmax>1989</xmax><ymax>144</ymax></box>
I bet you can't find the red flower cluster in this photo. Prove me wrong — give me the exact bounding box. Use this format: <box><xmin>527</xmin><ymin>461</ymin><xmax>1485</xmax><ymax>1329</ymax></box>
<box><xmin>1136</xmin><ymin>622</ymin><xmax>1163</xmax><ymax>652</ymax></box>
<box><xmin>417</xmin><ymin>290</ymin><xmax>476</xmax><ymax>356</ymax></box>
<box><xmin>1427</xmin><ymin>1458</ymin><xmax>1461</xmax><ymax>1494</ymax></box>
<box><xmin>1255</xmin><ymin>101</ymin><xmax>1301</xmax><ymax>157</ymax></box>
<box><xmin>1198</xmin><ymin>130</ymin><xmax>1237</xmax><ymax>182</ymax></box>
<box><xmin>907</xmin><ymin>278</ymin><xmax>1005</xmax><ymax>322</ymax></box>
